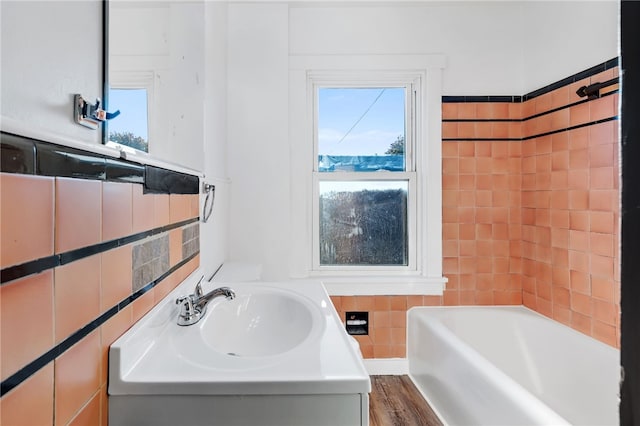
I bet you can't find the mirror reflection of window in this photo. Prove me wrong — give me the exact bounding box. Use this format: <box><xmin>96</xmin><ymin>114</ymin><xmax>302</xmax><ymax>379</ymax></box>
<box><xmin>107</xmin><ymin>87</ymin><xmax>149</xmax><ymax>153</ymax></box>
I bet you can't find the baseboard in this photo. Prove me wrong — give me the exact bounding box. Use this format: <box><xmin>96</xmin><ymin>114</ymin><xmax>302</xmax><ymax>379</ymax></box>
<box><xmin>363</xmin><ymin>358</ymin><xmax>408</xmax><ymax>375</ymax></box>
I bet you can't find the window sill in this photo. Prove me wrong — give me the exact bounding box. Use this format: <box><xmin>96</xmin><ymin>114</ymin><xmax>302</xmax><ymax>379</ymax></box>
<box><xmin>320</xmin><ymin>275</ymin><xmax>446</xmax><ymax>296</ymax></box>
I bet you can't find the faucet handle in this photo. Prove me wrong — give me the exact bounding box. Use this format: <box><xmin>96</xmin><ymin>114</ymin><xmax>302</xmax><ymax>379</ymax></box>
<box><xmin>194</xmin><ymin>275</ymin><xmax>205</xmax><ymax>298</ymax></box>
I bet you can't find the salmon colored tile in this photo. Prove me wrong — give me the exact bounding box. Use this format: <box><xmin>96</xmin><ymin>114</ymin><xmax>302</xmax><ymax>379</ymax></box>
<box><xmin>0</xmin><ymin>362</ymin><xmax>53</xmax><ymax>426</ymax></box>
<box><xmin>359</xmin><ymin>344</ymin><xmax>374</xmax><ymax>359</ymax></box>
<box><xmin>389</xmin><ymin>296</ymin><xmax>407</xmax><ymax>311</ymax></box>
<box><xmin>568</xmin><ymin>190</ymin><xmax>589</xmax><ymax>210</ymax></box>
<box><xmin>154</xmin><ymin>194</ymin><xmax>170</xmax><ymax>228</ymax></box>
<box><xmin>442</xmin><ymin>141</ymin><xmax>458</xmax><ymax>157</ymax></box>
<box><xmin>1</xmin><ymin>271</ymin><xmax>54</xmax><ymax>380</ymax></box>
<box><xmin>550</xmin><ymin>211</ymin><xmax>569</xmax><ymax>231</ymax></box>
<box><xmin>570</xmin><ymin>270</ymin><xmax>591</xmax><ymax>294</ymax></box>
<box><xmin>590</xmin><ymin>233</ymin><xmax>614</xmax><ymax>257</ymax></box>
<box><xmin>550</xmin><ymin>86</ymin><xmax>570</xmax><ymax>109</ymax></box>
<box><xmin>591</xmin><ymin>254</ymin><xmax>614</xmax><ymax>278</ymax></box>
<box><xmin>571</xmin><ymin>311</ymin><xmax>592</xmax><ymax>336</ymax></box>
<box><xmin>153</xmin><ymin>273</ymin><xmax>178</xmax><ymax>305</ymax></box>
<box><xmin>569</xmin><ymin>250</ymin><xmax>589</xmax><ymax>273</ymax></box>
<box><xmin>443</xmin><ymin>257</ymin><xmax>459</xmax><ymax>274</ymax></box>
<box><xmin>169</xmin><ymin>194</ymin><xmax>191</xmax><ymax>223</ymax></box>
<box><xmin>101</xmin><ymin>245</ymin><xmax>132</xmax><ymax>312</ymax></box>
<box><xmin>189</xmin><ymin>194</ymin><xmax>199</xmax><ymax>219</ymax></box>
<box><xmin>590</xmin><ymin>190</ymin><xmax>615</xmax><ymax>212</ymax></box>
<box><xmin>390</xmin><ymin>327</ymin><xmax>405</xmax><ymax>345</ymax></box>
<box><xmin>102</xmin><ymin>182</ymin><xmax>132</xmax><ymax>242</ymax></box>
<box><xmin>373</xmin><ymin>345</ymin><xmax>392</xmax><ymax>359</ymax></box>
<box><xmin>390</xmin><ymin>345</ymin><xmax>406</xmax><ymax>358</ymax></box>
<box><xmin>593</xmin><ymin>299</ymin><xmax>617</xmax><ymax>326</ymax></box>
<box><xmin>550</xmin><ymin>109</ymin><xmax>570</xmax><ymax>132</ymax></box>
<box><xmin>551</xmin><ymin>266</ymin><xmax>570</xmax><ymax>289</ymax></box>
<box><xmin>373</xmin><ymin>296</ymin><xmax>390</xmax><ymax>311</ymax></box>
<box><xmin>372</xmin><ymin>311</ymin><xmax>390</xmax><ymax>329</ymax></box>
<box><xmin>442</xmin><ymin>158</ymin><xmax>458</xmax><ymax>174</ymax></box>
<box><xmin>458</xmin><ymin>103</ymin><xmax>477</xmax><ymax>119</ymax></box>
<box><xmin>55</xmin><ymin>330</ymin><xmax>101</xmax><ymax>426</ymax></box>
<box><xmin>570</xmin><ymin>103</ymin><xmax>590</xmax><ymax>129</ymax></box>
<box><xmin>592</xmin><ymin>277</ymin><xmax>615</xmax><ymax>302</ymax></box>
<box><xmin>508</xmin><ymin>103</ymin><xmax>522</xmax><ymax>119</ymax></box>
<box><xmin>357</xmin><ymin>296</ymin><xmax>375</xmax><ymax>311</ymax></box>
<box><xmin>589</xmin><ymin>95</ymin><xmax>616</xmax><ymax>121</ymax></box>
<box><xmin>406</xmin><ymin>295</ymin><xmax>423</xmax><ymax>308</ymax></box>
<box><xmin>592</xmin><ymin>320</ymin><xmax>617</xmax><ymax>347</ymax></box>
<box><xmin>0</xmin><ymin>173</ymin><xmax>55</xmax><ymax>268</ymax></box>
<box><xmin>459</xmin><ymin>141</ymin><xmax>475</xmax><ymax>157</ymax></box>
<box><xmin>443</xmin><ymin>290</ymin><xmax>459</xmax><ymax>306</ymax></box>
<box><xmin>590</xmin><ymin>144</ymin><xmax>615</xmax><ymax>168</ymax></box>
<box><xmin>458</xmin><ymin>290</ymin><xmax>474</xmax><ymax>305</ymax></box>
<box><xmin>55</xmin><ymin>177</ymin><xmax>102</xmax><ymax>253</ymax></box>
<box><xmin>590</xmin><ymin>121</ymin><xmax>616</xmax><ymax>146</ymax></box>
<box><xmin>132</xmin><ymin>289</ymin><xmax>155</xmax><ymax>323</ymax></box>
<box><xmin>459</xmin><ymin>158</ymin><xmax>476</xmax><ymax>174</ymax></box>
<box><xmin>568</xmin><ymin>169</ymin><xmax>589</xmax><ymax>190</ymax></box>
<box><xmin>552</xmin><ymin>286</ymin><xmax>571</xmax><ymax>308</ymax></box>
<box><xmin>550</xmin><ymin>151</ymin><xmax>569</xmax><ymax>172</ymax></box>
<box><xmin>442</xmin><ymin>174</ymin><xmax>459</xmax><ymax>190</ymax></box>
<box><xmin>390</xmin><ymin>311</ymin><xmax>407</xmax><ymax>328</ymax></box>
<box><xmin>68</xmin><ymin>390</ymin><xmax>101</xmax><ymax>426</ymax></box>
<box><xmin>569</xmin><ymin>211</ymin><xmax>590</xmax><ymax>231</ymax></box>
<box><xmin>553</xmin><ymin>306</ymin><xmax>572</xmax><ymax>327</ymax></box>
<box><xmin>442</xmin><ymin>103</ymin><xmax>458</xmax><ymax>120</ymax></box>
<box><xmin>571</xmin><ymin>291</ymin><xmax>593</xmax><ymax>316</ymax></box>
<box><xmin>459</xmin><ymin>175</ymin><xmax>475</xmax><ymax>190</ymax></box>
<box><xmin>54</xmin><ymin>255</ymin><xmax>101</xmax><ymax>343</ymax></box>
<box><xmin>100</xmin><ymin>306</ymin><xmax>133</xmax><ymax>386</ymax></box>
<box><xmin>132</xmin><ymin>184</ymin><xmax>155</xmax><ymax>234</ymax></box>
<box><xmin>591</xmin><ymin>167</ymin><xmax>615</xmax><ymax>190</ymax></box>
<box><xmin>373</xmin><ymin>327</ymin><xmax>392</xmax><ymax>346</ymax></box>
<box><xmin>169</xmin><ymin>228</ymin><xmax>182</xmax><ymax>267</ymax></box>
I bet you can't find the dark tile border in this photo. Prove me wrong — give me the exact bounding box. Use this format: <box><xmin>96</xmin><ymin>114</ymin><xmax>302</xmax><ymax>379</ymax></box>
<box><xmin>0</xmin><ymin>132</ymin><xmax>198</xmax><ymax>193</ymax></box>
<box><xmin>0</xmin><ymin>251</ymin><xmax>199</xmax><ymax>397</ymax></box>
<box><xmin>0</xmin><ymin>218</ymin><xmax>199</xmax><ymax>284</ymax></box>
<box><xmin>442</xmin><ymin>57</ymin><xmax>619</xmax><ymax>104</ymax></box>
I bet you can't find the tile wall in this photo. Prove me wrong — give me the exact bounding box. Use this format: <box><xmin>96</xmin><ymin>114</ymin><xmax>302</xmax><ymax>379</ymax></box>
<box><xmin>0</xmin><ymin>167</ymin><xmax>200</xmax><ymax>425</ymax></box>
<box><xmin>339</xmin><ymin>60</ymin><xmax>620</xmax><ymax>359</ymax></box>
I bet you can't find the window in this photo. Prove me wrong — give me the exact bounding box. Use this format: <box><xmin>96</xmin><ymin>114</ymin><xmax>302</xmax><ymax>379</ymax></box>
<box><xmin>289</xmin><ymin>55</ymin><xmax>445</xmax><ymax>293</ymax></box>
<box><xmin>313</xmin><ymin>82</ymin><xmax>418</xmax><ymax>272</ymax></box>
<box><xmin>107</xmin><ymin>87</ymin><xmax>149</xmax><ymax>153</ymax></box>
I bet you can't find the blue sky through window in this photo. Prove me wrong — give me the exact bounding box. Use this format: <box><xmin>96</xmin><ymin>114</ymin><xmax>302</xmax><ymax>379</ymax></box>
<box><xmin>108</xmin><ymin>88</ymin><xmax>148</xmax><ymax>141</ymax></box>
<box><xmin>318</xmin><ymin>87</ymin><xmax>405</xmax><ymax>156</ymax></box>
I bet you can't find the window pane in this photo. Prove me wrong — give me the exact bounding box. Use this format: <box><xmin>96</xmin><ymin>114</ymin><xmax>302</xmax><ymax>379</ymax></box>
<box><xmin>318</xmin><ymin>87</ymin><xmax>405</xmax><ymax>172</ymax></box>
<box><xmin>107</xmin><ymin>88</ymin><xmax>149</xmax><ymax>153</ymax></box>
<box><xmin>319</xmin><ymin>180</ymin><xmax>408</xmax><ymax>266</ymax></box>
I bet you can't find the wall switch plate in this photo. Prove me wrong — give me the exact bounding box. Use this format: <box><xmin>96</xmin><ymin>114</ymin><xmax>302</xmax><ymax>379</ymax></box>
<box><xmin>345</xmin><ymin>311</ymin><xmax>369</xmax><ymax>335</ymax></box>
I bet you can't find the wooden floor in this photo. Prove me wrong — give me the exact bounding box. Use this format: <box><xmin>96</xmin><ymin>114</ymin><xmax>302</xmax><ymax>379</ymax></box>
<box><xmin>369</xmin><ymin>375</ymin><xmax>443</xmax><ymax>426</ymax></box>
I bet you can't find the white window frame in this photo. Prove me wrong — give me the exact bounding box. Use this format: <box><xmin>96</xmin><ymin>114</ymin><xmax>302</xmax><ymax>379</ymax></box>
<box><xmin>289</xmin><ymin>55</ymin><xmax>446</xmax><ymax>295</ymax></box>
<box><xmin>312</xmin><ymin>78</ymin><xmax>419</xmax><ymax>273</ymax></box>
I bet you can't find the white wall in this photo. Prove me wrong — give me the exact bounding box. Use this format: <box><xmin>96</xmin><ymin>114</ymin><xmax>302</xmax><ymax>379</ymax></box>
<box><xmin>109</xmin><ymin>1</ymin><xmax>206</xmax><ymax>172</ymax></box>
<box><xmin>226</xmin><ymin>3</ymin><xmax>290</xmax><ymax>279</ymax></box>
<box><xmin>521</xmin><ymin>1</ymin><xmax>619</xmax><ymax>93</ymax></box>
<box><xmin>201</xmin><ymin>2</ymin><xmax>230</xmax><ymax>278</ymax></box>
<box><xmin>1</xmin><ymin>0</ymin><xmax>103</xmax><ymax>144</ymax></box>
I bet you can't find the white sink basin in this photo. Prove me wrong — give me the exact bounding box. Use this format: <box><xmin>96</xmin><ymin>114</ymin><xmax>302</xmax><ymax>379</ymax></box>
<box><xmin>201</xmin><ymin>290</ymin><xmax>315</xmax><ymax>357</ymax></box>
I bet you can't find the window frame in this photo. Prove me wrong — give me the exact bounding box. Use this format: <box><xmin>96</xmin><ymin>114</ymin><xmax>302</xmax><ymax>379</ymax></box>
<box><xmin>311</xmin><ymin>78</ymin><xmax>420</xmax><ymax>273</ymax></box>
<box><xmin>288</xmin><ymin>55</ymin><xmax>446</xmax><ymax>294</ymax></box>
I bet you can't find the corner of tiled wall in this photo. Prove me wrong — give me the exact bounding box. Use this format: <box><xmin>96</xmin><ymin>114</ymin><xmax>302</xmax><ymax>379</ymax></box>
<box><xmin>1</xmin><ymin>166</ymin><xmax>201</xmax><ymax>426</ymax></box>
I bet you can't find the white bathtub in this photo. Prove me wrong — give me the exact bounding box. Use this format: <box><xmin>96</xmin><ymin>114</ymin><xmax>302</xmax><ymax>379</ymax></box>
<box><xmin>408</xmin><ymin>306</ymin><xmax>619</xmax><ymax>426</ymax></box>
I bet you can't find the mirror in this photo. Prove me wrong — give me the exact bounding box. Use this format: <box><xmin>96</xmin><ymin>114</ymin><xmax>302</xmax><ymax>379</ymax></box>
<box><xmin>105</xmin><ymin>0</ymin><xmax>205</xmax><ymax>171</ymax></box>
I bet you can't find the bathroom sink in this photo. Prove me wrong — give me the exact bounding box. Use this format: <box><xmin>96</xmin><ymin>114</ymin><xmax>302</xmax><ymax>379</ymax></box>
<box><xmin>200</xmin><ymin>290</ymin><xmax>315</xmax><ymax>357</ymax></box>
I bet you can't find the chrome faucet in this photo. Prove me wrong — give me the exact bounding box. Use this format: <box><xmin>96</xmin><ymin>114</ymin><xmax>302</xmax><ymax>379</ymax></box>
<box><xmin>175</xmin><ymin>275</ymin><xmax>235</xmax><ymax>326</ymax></box>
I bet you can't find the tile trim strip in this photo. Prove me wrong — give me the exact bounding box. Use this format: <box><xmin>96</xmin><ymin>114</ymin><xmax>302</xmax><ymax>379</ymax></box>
<box><xmin>442</xmin><ymin>116</ymin><xmax>618</xmax><ymax>142</ymax></box>
<box><xmin>0</xmin><ymin>217</ymin><xmax>199</xmax><ymax>285</ymax></box>
<box><xmin>0</xmin><ymin>132</ymin><xmax>199</xmax><ymax>193</ymax></box>
<box><xmin>0</xmin><ymin>251</ymin><xmax>199</xmax><ymax>397</ymax></box>
<box><xmin>442</xmin><ymin>57</ymin><xmax>618</xmax><ymax>103</ymax></box>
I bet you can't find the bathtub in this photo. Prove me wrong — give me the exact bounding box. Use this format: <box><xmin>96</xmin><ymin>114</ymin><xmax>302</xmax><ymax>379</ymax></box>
<box><xmin>108</xmin><ymin>267</ymin><xmax>370</xmax><ymax>426</ymax></box>
<box><xmin>408</xmin><ymin>306</ymin><xmax>619</xmax><ymax>426</ymax></box>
